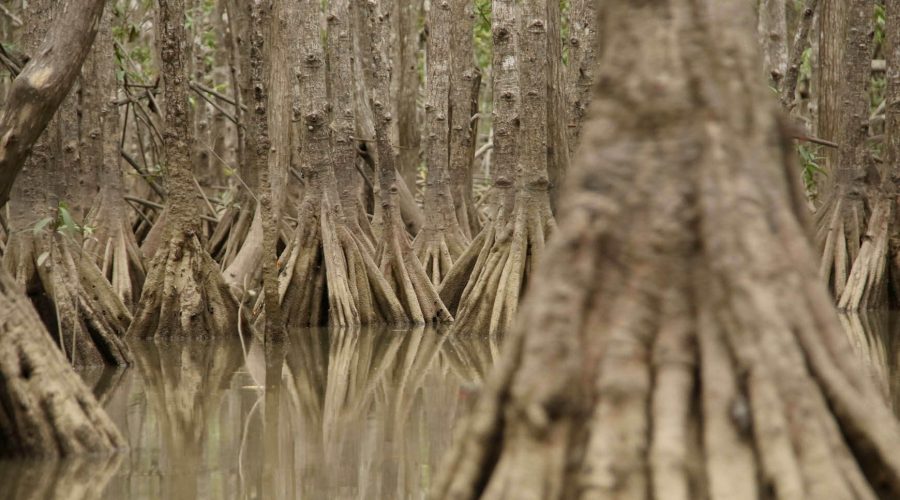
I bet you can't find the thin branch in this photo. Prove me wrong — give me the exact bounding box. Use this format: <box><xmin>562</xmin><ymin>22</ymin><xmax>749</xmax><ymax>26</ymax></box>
<box><xmin>190</xmin><ymin>82</ymin><xmax>241</xmax><ymax>126</ymax></box>
<box><xmin>189</xmin><ymin>80</ymin><xmax>247</xmax><ymax>110</ymax></box>
<box><xmin>781</xmin><ymin>0</ymin><xmax>819</xmax><ymax>110</ymax></box>
<box><xmin>0</xmin><ymin>4</ymin><xmax>23</xmax><ymax>27</ymax></box>
<box><xmin>120</xmin><ymin>148</ymin><xmax>168</xmax><ymax>198</ymax></box>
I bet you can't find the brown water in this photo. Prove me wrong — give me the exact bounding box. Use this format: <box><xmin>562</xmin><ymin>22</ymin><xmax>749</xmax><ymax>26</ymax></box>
<box><xmin>2</xmin><ymin>313</ymin><xmax>899</xmax><ymax>500</ymax></box>
<box><xmin>0</xmin><ymin>327</ymin><xmax>500</xmax><ymax>500</ymax></box>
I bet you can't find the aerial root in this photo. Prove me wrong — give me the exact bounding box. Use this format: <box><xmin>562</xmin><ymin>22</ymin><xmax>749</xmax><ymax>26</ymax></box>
<box><xmin>838</xmin><ymin>196</ymin><xmax>894</xmax><ymax>310</ymax></box>
<box><xmin>817</xmin><ymin>194</ymin><xmax>866</xmax><ymax>298</ymax></box>
<box><xmin>4</xmin><ymin>231</ymin><xmax>132</xmax><ymax>367</ymax></box>
<box><xmin>128</xmin><ymin>228</ymin><xmax>244</xmax><ymax>339</ymax></box>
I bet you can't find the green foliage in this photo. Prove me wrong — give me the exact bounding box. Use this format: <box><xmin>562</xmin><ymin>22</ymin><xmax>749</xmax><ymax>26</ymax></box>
<box><xmin>474</xmin><ymin>0</ymin><xmax>492</xmax><ymax>71</ymax></box>
<box><xmin>798</xmin><ymin>145</ymin><xmax>824</xmax><ymax>201</ymax></box>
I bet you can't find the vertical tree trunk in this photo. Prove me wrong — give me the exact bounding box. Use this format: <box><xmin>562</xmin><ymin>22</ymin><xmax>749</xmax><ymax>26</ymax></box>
<box><xmin>413</xmin><ymin>0</ymin><xmax>469</xmax><ymax>286</ymax></box>
<box><xmin>128</xmin><ymin>0</ymin><xmax>244</xmax><ymax>339</ymax></box>
<box><xmin>565</xmin><ymin>0</ymin><xmax>597</xmax><ymax>155</ymax></box>
<box><xmin>278</xmin><ymin>0</ymin><xmax>406</xmax><ymax>327</ymax></box>
<box><xmin>815</xmin><ymin>0</ymin><xmax>873</xmax><ymax>299</ymax></box>
<box><xmin>362</xmin><ymin>0</ymin><xmax>451</xmax><ymax>324</ymax></box>
<box><xmin>4</xmin><ymin>0</ymin><xmax>132</xmax><ymax>368</ymax></box>
<box><xmin>432</xmin><ymin>2</ymin><xmax>900</xmax><ymax>498</ymax></box>
<box><xmin>543</xmin><ymin>0</ymin><xmax>570</xmax><ymax>211</ymax></box>
<box><xmin>439</xmin><ymin>0</ymin><xmax>555</xmax><ymax>335</ymax></box>
<box><xmin>448</xmin><ymin>0</ymin><xmax>481</xmax><ymax>238</ymax></box>
<box><xmin>83</xmin><ymin>7</ymin><xmax>146</xmax><ymax>312</ymax></box>
<box><xmin>838</xmin><ymin>0</ymin><xmax>900</xmax><ymax>310</ymax></box>
<box><xmin>394</xmin><ymin>0</ymin><xmax>422</xmax><ymax>194</ymax></box>
<box><xmin>758</xmin><ymin>0</ymin><xmax>789</xmax><ymax>88</ymax></box>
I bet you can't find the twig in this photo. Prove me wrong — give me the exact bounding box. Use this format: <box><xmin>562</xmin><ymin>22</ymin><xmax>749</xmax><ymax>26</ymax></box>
<box><xmin>0</xmin><ymin>4</ymin><xmax>23</xmax><ymax>27</ymax></box>
<box><xmin>289</xmin><ymin>167</ymin><xmax>305</xmax><ymax>185</ymax></box>
<box><xmin>120</xmin><ymin>149</ymin><xmax>168</xmax><ymax>198</ymax></box>
<box><xmin>123</xmin><ymin>197</ymin><xmax>155</xmax><ymax>226</ymax></box>
<box><xmin>125</xmin><ymin>195</ymin><xmax>218</xmax><ymax>223</ymax></box>
<box><xmin>190</xmin><ymin>82</ymin><xmax>241</xmax><ymax>125</ymax></box>
<box><xmin>190</xmin><ymin>80</ymin><xmax>247</xmax><ymax>110</ymax></box>
<box><xmin>192</xmin><ymin>173</ymin><xmax>220</xmax><ymax>220</ymax></box>
<box><xmin>474</xmin><ymin>140</ymin><xmax>493</xmax><ymax>159</ymax></box>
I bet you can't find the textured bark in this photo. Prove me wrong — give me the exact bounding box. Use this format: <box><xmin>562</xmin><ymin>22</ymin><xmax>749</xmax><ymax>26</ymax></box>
<box><xmin>3</xmin><ymin>0</ymin><xmax>132</xmax><ymax>368</ymax></box>
<box><xmin>413</xmin><ymin>0</ymin><xmax>470</xmax><ymax>287</ymax></box>
<box><xmin>0</xmin><ymin>0</ymin><xmax>106</xmax><ymax>208</ymax></box>
<box><xmin>758</xmin><ymin>0</ymin><xmax>789</xmax><ymax>87</ymax></box>
<box><xmin>278</xmin><ymin>0</ymin><xmax>406</xmax><ymax>327</ymax></box>
<box><xmin>83</xmin><ymin>8</ymin><xmax>146</xmax><ymax>312</ymax></box>
<box><xmin>0</xmin><ymin>254</ymin><xmax>123</xmax><ymax>458</ymax></box>
<box><xmin>440</xmin><ymin>0</ymin><xmax>555</xmax><ymax>335</ymax></box>
<box><xmin>208</xmin><ymin>0</ymin><xmax>257</xmax><ymax>274</ymax></box>
<box><xmin>544</xmin><ymin>0</ymin><xmax>569</xmax><ymax>211</ymax></box>
<box><xmin>431</xmin><ymin>2</ymin><xmax>900</xmax><ymax>499</ymax></box>
<box><xmin>815</xmin><ymin>0</ymin><xmax>873</xmax><ymax>299</ymax></box>
<box><xmin>838</xmin><ymin>0</ymin><xmax>900</xmax><ymax>311</ymax></box>
<box><xmin>394</xmin><ymin>0</ymin><xmax>422</xmax><ymax>194</ymax></box>
<box><xmin>565</xmin><ymin>0</ymin><xmax>597</xmax><ymax>155</ymax></box>
<box><xmin>448</xmin><ymin>0</ymin><xmax>481</xmax><ymax>238</ymax></box>
<box><xmin>244</xmin><ymin>0</ymin><xmax>282</xmax><ymax>339</ymax></box>
<box><xmin>817</xmin><ymin>0</ymin><xmax>847</xmax><ymax>163</ymax></box>
<box><xmin>129</xmin><ymin>0</ymin><xmax>244</xmax><ymax>339</ymax></box>
<box><xmin>362</xmin><ymin>0</ymin><xmax>451</xmax><ymax>324</ymax></box>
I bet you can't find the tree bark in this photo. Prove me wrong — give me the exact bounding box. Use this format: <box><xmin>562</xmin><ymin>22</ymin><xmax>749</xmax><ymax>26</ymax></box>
<box><xmin>413</xmin><ymin>0</ymin><xmax>470</xmax><ymax>287</ymax></box>
<box><xmin>565</xmin><ymin>0</ymin><xmax>597</xmax><ymax>155</ymax></box>
<box><xmin>758</xmin><ymin>0</ymin><xmax>789</xmax><ymax>88</ymax></box>
<box><xmin>448</xmin><ymin>0</ymin><xmax>481</xmax><ymax>238</ymax></box>
<box><xmin>431</xmin><ymin>1</ymin><xmax>900</xmax><ymax>499</ymax></box>
<box><xmin>439</xmin><ymin>0</ymin><xmax>555</xmax><ymax>335</ymax></box>
<box><xmin>0</xmin><ymin>0</ymin><xmax>106</xmax><ymax>208</ymax></box>
<box><xmin>815</xmin><ymin>0</ymin><xmax>873</xmax><ymax>299</ymax></box>
<box><xmin>362</xmin><ymin>0</ymin><xmax>451</xmax><ymax>324</ymax></box>
<box><xmin>128</xmin><ymin>0</ymin><xmax>245</xmax><ymax>339</ymax></box>
<box><xmin>0</xmin><ymin>267</ymin><xmax>124</xmax><ymax>457</ymax></box>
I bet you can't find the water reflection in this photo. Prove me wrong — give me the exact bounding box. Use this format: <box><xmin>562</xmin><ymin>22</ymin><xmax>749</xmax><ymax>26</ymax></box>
<box><xmin>0</xmin><ymin>327</ymin><xmax>495</xmax><ymax>500</ymax></box>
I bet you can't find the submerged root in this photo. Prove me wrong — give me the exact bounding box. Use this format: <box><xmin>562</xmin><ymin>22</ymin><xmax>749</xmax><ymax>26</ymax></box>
<box><xmin>0</xmin><ymin>267</ymin><xmax>125</xmax><ymax>457</ymax></box>
<box><xmin>817</xmin><ymin>192</ymin><xmax>868</xmax><ymax>299</ymax></box>
<box><xmin>3</xmin><ymin>230</ymin><xmax>132</xmax><ymax>367</ymax></box>
<box><xmin>442</xmin><ymin>189</ymin><xmax>554</xmax><ymax>336</ymax></box>
<box><xmin>278</xmin><ymin>195</ymin><xmax>406</xmax><ymax>327</ymax></box>
<box><xmin>128</xmin><ymin>226</ymin><xmax>246</xmax><ymax>339</ymax></box>
<box><xmin>838</xmin><ymin>196</ymin><xmax>894</xmax><ymax>310</ymax></box>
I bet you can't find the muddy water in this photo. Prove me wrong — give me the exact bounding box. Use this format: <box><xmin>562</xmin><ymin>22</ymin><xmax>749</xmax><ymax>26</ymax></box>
<box><xmin>0</xmin><ymin>327</ymin><xmax>500</xmax><ymax>500</ymax></box>
<box><xmin>3</xmin><ymin>313</ymin><xmax>900</xmax><ymax>500</ymax></box>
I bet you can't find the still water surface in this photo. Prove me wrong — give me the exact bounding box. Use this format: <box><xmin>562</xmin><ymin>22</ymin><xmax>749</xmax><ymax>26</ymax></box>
<box><xmin>0</xmin><ymin>327</ymin><xmax>500</xmax><ymax>500</ymax></box>
<box><xmin>2</xmin><ymin>313</ymin><xmax>898</xmax><ymax>500</ymax></box>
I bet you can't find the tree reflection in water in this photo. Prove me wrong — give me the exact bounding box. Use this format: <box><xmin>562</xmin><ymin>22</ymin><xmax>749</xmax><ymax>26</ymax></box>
<box><xmin>5</xmin><ymin>316</ymin><xmax>900</xmax><ymax>499</ymax></box>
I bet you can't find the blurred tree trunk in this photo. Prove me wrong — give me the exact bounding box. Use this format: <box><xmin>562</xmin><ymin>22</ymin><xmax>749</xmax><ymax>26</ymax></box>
<box><xmin>431</xmin><ymin>1</ymin><xmax>900</xmax><ymax>498</ymax></box>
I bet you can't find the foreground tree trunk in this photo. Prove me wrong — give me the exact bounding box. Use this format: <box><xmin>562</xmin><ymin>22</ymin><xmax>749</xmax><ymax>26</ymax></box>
<box><xmin>0</xmin><ymin>0</ymin><xmax>106</xmax><ymax>207</ymax></box>
<box><xmin>0</xmin><ymin>268</ymin><xmax>124</xmax><ymax>457</ymax></box>
<box><xmin>431</xmin><ymin>1</ymin><xmax>900</xmax><ymax>498</ymax></box>
<box><xmin>4</xmin><ymin>0</ymin><xmax>132</xmax><ymax>368</ymax></box>
<box><xmin>128</xmin><ymin>0</ymin><xmax>244</xmax><ymax>339</ymax></box>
